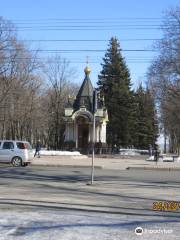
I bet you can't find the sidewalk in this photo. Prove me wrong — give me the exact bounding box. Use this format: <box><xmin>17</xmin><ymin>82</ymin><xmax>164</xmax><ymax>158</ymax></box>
<box><xmin>31</xmin><ymin>155</ymin><xmax>180</xmax><ymax>170</ymax></box>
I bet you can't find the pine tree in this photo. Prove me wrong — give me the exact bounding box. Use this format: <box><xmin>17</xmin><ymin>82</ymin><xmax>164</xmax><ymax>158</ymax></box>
<box><xmin>97</xmin><ymin>37</ymin><xmax>133</xmax><ymax>147</ymax></box>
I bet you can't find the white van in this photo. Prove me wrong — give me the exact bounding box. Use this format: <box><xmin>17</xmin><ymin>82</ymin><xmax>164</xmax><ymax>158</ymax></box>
<box><xmin>0</xmin><ymin>140</ymin><xmax>34</xmax><ymax>167</ymax></box>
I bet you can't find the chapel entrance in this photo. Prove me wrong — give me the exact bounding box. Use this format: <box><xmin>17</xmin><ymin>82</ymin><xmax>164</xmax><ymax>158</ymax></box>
<box><xmin>77</xmin><ymin>116</ymin><xmax>89</xmax><ymax>152</ymax></box>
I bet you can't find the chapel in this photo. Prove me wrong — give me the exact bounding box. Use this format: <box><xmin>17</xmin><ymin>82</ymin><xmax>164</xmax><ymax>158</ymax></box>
<box><xmin>64</xmin><ymin>65</ymin><xmax>108</xmax><ymax>152</ymax></box>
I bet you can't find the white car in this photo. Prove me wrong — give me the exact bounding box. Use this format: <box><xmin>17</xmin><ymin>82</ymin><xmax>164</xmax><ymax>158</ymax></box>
<box><xmin>0</xmin><ymin>140</ymin><xmax>34</xmax><ymax>167</ymax></box>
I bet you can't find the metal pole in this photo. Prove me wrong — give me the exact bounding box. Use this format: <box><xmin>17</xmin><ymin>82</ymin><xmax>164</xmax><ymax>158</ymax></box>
<box><xmin>91</xmin><ymin>89</ymin><xmax>97</xmax><ymax>185</ymax></box>
<box><xmin>91</xmin><ymin>110</ymin><xmax>96</xmax><ymax>184</ymax></box>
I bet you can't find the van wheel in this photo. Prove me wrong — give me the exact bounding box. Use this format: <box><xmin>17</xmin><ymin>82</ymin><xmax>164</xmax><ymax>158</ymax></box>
<box><xmin>11</xmin><ymin>157</ymin><xmax>22</xmax><ymax>167</ymax></box>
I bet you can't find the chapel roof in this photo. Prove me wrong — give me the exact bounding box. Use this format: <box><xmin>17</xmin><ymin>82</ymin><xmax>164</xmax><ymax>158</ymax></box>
<box><xmin>73</xmin><ymin>65</ymin><xmax>94</xmax><ymax>112</ymax></box>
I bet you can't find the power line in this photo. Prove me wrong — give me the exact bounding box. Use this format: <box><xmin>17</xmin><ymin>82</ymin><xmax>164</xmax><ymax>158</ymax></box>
<box><xmin>0</xmin><ymin>24</ymin><xmax>169</xmax><ymax>31</ymax></box>
<box><xmin>2</xmin><ymin>49</ymin><xmax>158</xmax><ymax>52</ymax></box>
<box><xmin>1</xmin><ymin>21</ymin><xmax>171</xmax><ymax>32</ymax></box>
<box><xmin>3</xmin><ymin>27</ymin><xmax>161</xmax><ymax>32</ymax></box>
<box><xmin>2</xmin><ymin>17</ymin><xmax>175</xmax><ymax>32</ymax></box>
<box><xmin>0</xmin><ymin>57</ymin><xmax>154</xmax><ymax>61</ymax></box>
<box><xmin>0</xmin><ymin>58</ymin><xmax>154</xmax><ymax>64</ymax></box>
<box><xmin>2</xmin><ymin>27</ymin><xmax>163</xmax><ymax>31</ymax></box>
<box><xmin>20</xmin><ymin>38</ymin><xmax>161</xmax><ymax>42</ymax></box>
<box><xmin>11</xmin><ymin>17</ymin><xmax>170</xmax><ymax>21</ymax></box>
<box><xmin>13</xmin><ymin>20</ymin><xmax>165</xmax><ymax>23</ymax></box>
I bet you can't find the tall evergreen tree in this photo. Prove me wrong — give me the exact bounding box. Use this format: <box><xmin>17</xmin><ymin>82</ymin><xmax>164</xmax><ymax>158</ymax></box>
<box><xmin>97</xmin><ymin>37</ymin><xmax>133</xmax><ymax>147</ymax></box>
<box><xmin>133</xmin><ymin>84</ymin><xmax>158</xmax><ymax>149</ymax></box>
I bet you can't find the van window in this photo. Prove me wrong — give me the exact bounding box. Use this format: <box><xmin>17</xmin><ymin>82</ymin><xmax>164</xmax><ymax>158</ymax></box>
<box><xmin>16</xmin><ymin>142</ymin><xmax>26</xmax><ymax>149</ymax></box>
<box><xmin>3</xmin><ymin>142</ymin><xmax>14</xmax><ymax>149</ymax></box>
<box><xmin>16</xmin><ymin>142</ymin><xmax>32</xmax><ymax>150</ymax></box>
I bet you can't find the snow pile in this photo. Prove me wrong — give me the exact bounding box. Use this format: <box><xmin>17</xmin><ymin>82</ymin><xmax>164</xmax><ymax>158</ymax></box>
<box><xmin>146</xmin><ymin>156</ymin><xmax>155</xmax><ymax>161</ymax></box>
<box><xmin>34</xmin><ymin>150</ymin><xmax>82</xmax><ymax>156</ymax></box>
<box><xmin>120</xmin><ymin>149</ymin><xmax>141</xmax><ymax>156</ymax></box>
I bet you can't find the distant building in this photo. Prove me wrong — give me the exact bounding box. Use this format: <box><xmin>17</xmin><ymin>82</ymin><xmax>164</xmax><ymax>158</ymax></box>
<box><xmin>64</xmin><ymin>65</ymin><xmax>108</xmax><ymax>152</ymax></box>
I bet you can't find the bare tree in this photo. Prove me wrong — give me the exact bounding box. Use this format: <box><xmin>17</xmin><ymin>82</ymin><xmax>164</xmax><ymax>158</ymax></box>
<box><xmin>147</xmin><ymin>6</ymin><xmax>180</xmax><ymax>153</ymax></box>
<box><xmin>0</xmin><ymin>17</ymin><xmax>42</xmax><ymax>142</ymax></box>
<box><xmin>0</xmin><ymin>17</ymin><xmax>80</xmax><ymax>149</ymax></box>
<box><xmin>43</xmin><ymin>55</ymin><xmax>78</xmax><ymax>149</ymax></box>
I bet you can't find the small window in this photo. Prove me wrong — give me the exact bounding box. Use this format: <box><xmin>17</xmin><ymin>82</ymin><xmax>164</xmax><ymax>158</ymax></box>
<box><xmin>16</xmin><ymin>142</ymin><xmax>32</xmax><ymax>150</ymax></box>
<box><xmin>16</xmin><ymin>142</ymin><xmax>26</xmax><ymax>149</ymax></box>
<box><xmin>3</xmin><ymin>142</ymin><xmax>14</xmax><ymax>149</ymax></box>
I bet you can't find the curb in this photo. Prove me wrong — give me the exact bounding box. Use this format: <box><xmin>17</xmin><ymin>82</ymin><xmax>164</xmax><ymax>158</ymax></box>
<box><xmin>31</xmin><ymin>163</ymin><xmax>103</xmax><ymax>169</ymax></box>
<box><xmin>126</xmin><ymin>166</ymin><xmax>180</xmax><ymax>171</ymax></box>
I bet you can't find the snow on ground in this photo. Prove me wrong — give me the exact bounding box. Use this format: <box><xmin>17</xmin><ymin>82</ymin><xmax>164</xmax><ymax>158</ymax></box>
<box><xmin>0</xmin><ymin>209</ymin><xmax>179</xmax><ymax>240</ymax></box>
<box><xmin>0</xmin><ymin>210</ymin><xmax>122</xmax><ymax>240</ymax></box>
<box><xmin>146</xmin><ymin>155</ymin><xmax>180</xmax><ymax>162</ymax></box>
<box><xmin>34</xmin><ymin>150</ymin><xmax>82</xmax><ymax>156</ymax></box>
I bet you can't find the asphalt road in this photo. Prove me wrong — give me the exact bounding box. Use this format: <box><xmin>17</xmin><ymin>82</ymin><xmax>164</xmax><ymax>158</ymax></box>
<box><xmin>0</xmin><ymin>164</ymin><xmax>180</xmax><ymax>239</ymax></box>
<box><xmin>0</xmin><ymin>164</ymin><xmax>180</xmax><ymax>213</ymax></box>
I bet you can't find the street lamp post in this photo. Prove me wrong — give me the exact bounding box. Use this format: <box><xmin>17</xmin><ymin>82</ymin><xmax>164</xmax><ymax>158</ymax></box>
<box><xmin>91</xmin><ymin>89</ymin><xmax>97</xmax><ymax>185</ymax></box>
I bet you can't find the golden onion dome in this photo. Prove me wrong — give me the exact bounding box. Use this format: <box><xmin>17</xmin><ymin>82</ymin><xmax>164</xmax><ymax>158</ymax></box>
<box><xmin>84</xmin><ymin>65</ymin><xmax>91</xmax><ymax>75</ymax></box>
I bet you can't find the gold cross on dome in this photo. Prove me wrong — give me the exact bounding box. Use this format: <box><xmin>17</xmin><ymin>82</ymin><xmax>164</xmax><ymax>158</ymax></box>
<box><xmin>86</xmin><ymin>56</ymin><xmax>89</xmax><ymax>65</ymax></box>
